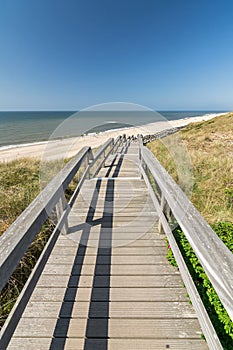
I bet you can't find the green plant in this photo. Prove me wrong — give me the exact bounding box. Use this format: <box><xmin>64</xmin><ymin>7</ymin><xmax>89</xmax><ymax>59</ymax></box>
<box><xmin>165</xmin><ymin>238</ymin><xmax>177</xmax><ymax>267</ymax></box>
<box><xmin>147</xmin><ymin>113</ymin><xmax>233</xmax><ymax>348</ymax></box>
<box><xmin>172</xmin><ymin>226</ymin><xmax>233</xmax><ymax>349</ymax></box>
<box><xmin>0</xmin><ymin>158</ymin><xmax>64</xmax><ymax>329</ymax></box>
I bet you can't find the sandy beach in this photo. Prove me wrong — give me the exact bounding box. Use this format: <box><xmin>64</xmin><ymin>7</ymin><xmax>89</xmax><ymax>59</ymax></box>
<box><xmin>0</xmin><ymin>112</ymin><xmax>227</xmax><ymax>162</ymax></box>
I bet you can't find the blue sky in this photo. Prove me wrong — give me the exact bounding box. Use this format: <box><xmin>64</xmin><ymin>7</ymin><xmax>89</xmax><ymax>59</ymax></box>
<box><xmin>0</xmin><ymin>0</ymin><xmax>233</xmax><ymax>110</ymax></box>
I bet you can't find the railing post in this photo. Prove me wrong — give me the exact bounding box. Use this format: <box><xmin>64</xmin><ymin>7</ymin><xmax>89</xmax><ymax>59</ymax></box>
<box><xmin>56</xmin><ymin>191</ymin><xmax>68</xmax><ymax>235</ymax></box>
<box><xmin>138</xmin><ymin>135</ymin><xmax>144</xmax><ymax>180</ymax></box>
<box><xmin>158</xmin><ymin>193</ymin><xmax>166</xmax><ymax>234</ymax></box>
<box><xmin>86</xmin><ymin>151</ymin><xmax>92</xmax><ymax>179</ymax></box>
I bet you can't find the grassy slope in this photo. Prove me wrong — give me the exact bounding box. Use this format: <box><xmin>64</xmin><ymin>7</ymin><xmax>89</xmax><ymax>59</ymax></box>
<box><xmin>0</xmin><ymin>158</ymin><xmax>64</xmax><ymax>327</ymax></box>
<box><xmin>147</xmin><ymin>112</ymin><xmax>233</xmax><ymax>223</ymax></box>
<box><xmin>147</xmin><ymin>113</ymin><xmax>233</xmax><ymax>348</ymax></box>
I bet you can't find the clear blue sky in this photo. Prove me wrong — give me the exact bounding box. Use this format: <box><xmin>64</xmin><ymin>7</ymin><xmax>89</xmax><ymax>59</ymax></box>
<box><xmin>0</xmin><ymin>0</ymin><xmax>233</xmax><ymax>111</ymax></box>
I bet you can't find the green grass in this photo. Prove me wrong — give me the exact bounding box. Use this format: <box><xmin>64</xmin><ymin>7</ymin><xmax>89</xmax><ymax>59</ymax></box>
<box><xmin>147</xmin><ymin>113</ymin><xmax>233</xmax><ymax>223</ymax></box>
<box><xmin>0</xmin><ymin>157</ymin><xmax>67</xmax><ymax>328</ymax></box>
<box><xmin>0</xmin><ymin>149</ymin><xmax>101</xmax><ymax>328</ymax></box>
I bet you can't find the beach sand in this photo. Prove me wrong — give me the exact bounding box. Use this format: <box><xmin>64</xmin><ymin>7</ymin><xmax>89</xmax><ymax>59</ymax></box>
<box><xmin>0</xmin><ymin>112</ymin><xmax>227</xmax><ymax>162</ymax></box>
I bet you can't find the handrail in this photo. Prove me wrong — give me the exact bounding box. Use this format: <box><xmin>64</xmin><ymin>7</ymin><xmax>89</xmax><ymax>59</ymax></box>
<box><xmin>140</xmin><ymin>145</ymin><xmax>233</xmax><ymax>322</ymax></box>
<box><xmin>0</xmin><ymin>137</ymin><xmax>122</xmax><ymax>348</ymax></box>
<box><xmin>139</xmin><ymin>142</ymin><xmax>233</xmax><ymax>349</ymax></box>
<box><xmin>0</xmin><ymin>146</ymin><xmax>90</xmax><ymax>292</ymax></box>
<box><xmin>0</xmin><ymin>137</ymin><xmax>121</xmax><ymax>293</ymax></box>
<box><xmin>140</xmin><ymin>160</ymin><xmax>223</xmax><ymax>350</ymax></box>
<box><xmin>91</xmin><ymin>136</ymin><xmax>122</xmax><ymax>178</ymax></box>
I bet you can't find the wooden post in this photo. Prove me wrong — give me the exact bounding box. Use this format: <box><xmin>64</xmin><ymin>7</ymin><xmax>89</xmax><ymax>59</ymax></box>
<box><xmin>56</xmin><ymin>191</ymin><xmax>68</xmax><ymax>235</ymax></box>
<box><xmin>158</xmin><ymin>194</ymin><xmax>166</xmax><ymax>234</ymax></box>
<box><xmin>86</xmin><ymin>152</ymin><xmax>91</xmax><ymax>179</ymax></box>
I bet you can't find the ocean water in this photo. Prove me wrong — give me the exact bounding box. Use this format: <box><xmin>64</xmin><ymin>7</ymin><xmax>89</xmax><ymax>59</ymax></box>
<box><xmin>0</xmin><ymin>110</ymin><xmax>226</xmax><ymax>149</ymax></box>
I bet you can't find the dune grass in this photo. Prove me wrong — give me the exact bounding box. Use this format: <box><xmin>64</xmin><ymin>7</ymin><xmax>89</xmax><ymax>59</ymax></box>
<box><xmin>147</xmin><ymin>112</ymin><xmax>233</xmax><ymax>348</ymax></box>
<box><xmin>0</xmin><ymin>148</ymin><xmax>99</xmax><ymax>328</ymax></box>
<box><xmin>147</xmin><ymin>112</ymin><xmax>233</xmax><ymax>223</ymax></box>
<box><xmin>0</xmin><ymin>157</ymin><xmax>67</xmax><ymax>328</ymax></box>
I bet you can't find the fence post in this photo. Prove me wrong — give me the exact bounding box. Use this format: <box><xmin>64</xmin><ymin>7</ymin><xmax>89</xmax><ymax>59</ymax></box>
<box><xmin>56</xmin><ymin>191</ymin><xmax>68</xmax><ymax>235</ymax></box>
<box><xmin>158</xmin><ymin>194</ymin><xmax>166</xmax><ymax>234</ymax></box>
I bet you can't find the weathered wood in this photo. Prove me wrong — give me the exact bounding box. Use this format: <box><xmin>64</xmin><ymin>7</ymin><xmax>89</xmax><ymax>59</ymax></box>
<box><xmin>3</xmin><ymin>139</ymin><xmax>210</xmax><ymax>350</ymax></box>
<box><xmin>30</xmin><ymin>286</ymin><xmax>188</xmax><ymax>302</ymax></box>
<box><xmin>0</xmin><ymin>209</ymin><xmax>68</xmax><ymax>350</ymax></box>
<box><xmin>141</xmin><ymin>145</ymin><xmax>233</xmax><ymax>322</ymax></box>
<box><xmin>46</xmin><ymin>254</ymin><xmax>169</xmax><ymax>265</ymax></box>
<box><xmin>55</xmin><ymin>191</ymin><xmax>68</xmax><ymax>234</ymax></box>
<box><xmin>91</xmin><ymin>137</ymin><xmax>121</xmax><ymax>178</ymax></box>
<box><xmin>88</xmin><ymin>318</ymin><xmax>204</xmax><ymax>339</ymax></box>
<box><xmin>0</xmin><ymin>146</ymin><xmax>90</xmax><ymax>292</ymax></box>
<box><xmin>7</xmin><ymin>338</ymin><xmax>208</xmax><ymax>350</ymax></box>
<box><xmin>7</xmin><ymin>338</ymin><xmax>209</xmax><ymax>350</ymax></box>
<box><xmin>141</xmin><ymin>164</ymin><xmax>223</xmax><ymax>349</ymax></box>
<box><xmin>36</xmin><ymin>273</ymin><xmax>184</xmax><ymax>288</ymax></box>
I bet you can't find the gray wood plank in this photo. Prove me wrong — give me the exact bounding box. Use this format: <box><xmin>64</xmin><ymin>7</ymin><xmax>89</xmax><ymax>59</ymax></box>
<box><xmin>36</xmin><ymin>274</ymin><xmax>183</xmax><ymax>288</ymax></box>
<box><xmin>31</xmin><ymin>287</ymin><xmax>189</xmax><ymax>302</ymax></box>
<box><xmin>46</xmin><ymin>254</ymin><xmax>169</xmax><ymax>265</ymax></box>
<box><xmin>87</xmin><ymin>318</ymin><xmax>203</xmax><ymax>339</ymax></box>
<box><xmin>7</xmin><ymin>338</ymin><xmax>209</xmax><ymax>350</ymax></box>
<box><xmin>7</xmin><ymin>338</ymin><xmax>84</xmax><ymax>350</ymax></box>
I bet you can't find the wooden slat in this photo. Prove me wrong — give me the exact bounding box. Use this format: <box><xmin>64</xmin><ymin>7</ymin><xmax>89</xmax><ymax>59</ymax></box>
<box><xmin>7</xmin><ymin>338</ymin><xmax>208</xmax><ymax>350</ymax></box>
<box><xmin>36</xmin><ymin>274</ymin><xmax>183</xmax><ymax>288</ymax></box>
<box><xmin>88</xmin><ymin>318</ymin><xmax>203</xmax><ymax>339</ymax></box>
<box><xmin>21</xmin><ymin>300</ymin><xmax>196</xmax><ymax>319</ymax></box>
<box><xmin>30</xmin><ymin>287</ymin><xmax>189</xmax><ymax>302</ymax></box>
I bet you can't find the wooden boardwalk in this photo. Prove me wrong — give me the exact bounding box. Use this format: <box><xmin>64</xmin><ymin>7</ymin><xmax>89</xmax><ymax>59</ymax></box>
<box><xmin>7</xmin><ymin>141</ymin><xmax>209</xmax><ymax>349</ymax></box>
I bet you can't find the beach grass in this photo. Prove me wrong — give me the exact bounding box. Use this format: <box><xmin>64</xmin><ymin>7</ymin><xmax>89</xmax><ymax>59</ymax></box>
<box><xmin>147</xmin><ymin>112</ymin><xmax>233</xmax><ymax>223</ymax></box>
<box><xmin>147</xmin><ymin>112</ymin><xmax>233</xmax><ymax>348</ymax></box>
<box><xmin>0</xmin><ymin>147</ymin><xmax>100</xmax><ymax>328</ymax></box>
<box><xmin>0</xmin><ymin>157</ymin><xmax>67</xmax><ymax>328</ymax></box>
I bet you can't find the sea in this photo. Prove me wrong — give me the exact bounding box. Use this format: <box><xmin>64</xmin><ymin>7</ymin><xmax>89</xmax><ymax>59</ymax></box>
<box><xmin>0</xmin><ymin>110</ymin><xmax>227</xmax><ymax>149</ymax></box>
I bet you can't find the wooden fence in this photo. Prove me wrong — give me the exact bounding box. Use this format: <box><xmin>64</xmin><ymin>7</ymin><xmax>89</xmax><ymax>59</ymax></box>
<box><xmin>139</xmin><ymin>137</ymin><xmax>233</xmax><ymax>349</ymax></box>
<box><xmin>0</xmin><ymin>135</ymin><xmax>232</xmax><ymax>350</ymax></box>
<box><xmin>0</xmin><ymin>136</ymin><xmax>123</xmax><ymax>348</ymax></box>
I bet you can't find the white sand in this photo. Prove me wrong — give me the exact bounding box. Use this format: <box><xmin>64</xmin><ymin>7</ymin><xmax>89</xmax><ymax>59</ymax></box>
<box><xmin>0</xmin><ymin>112</ymin><xmax>228</xmax><ymax>162</ymax></box>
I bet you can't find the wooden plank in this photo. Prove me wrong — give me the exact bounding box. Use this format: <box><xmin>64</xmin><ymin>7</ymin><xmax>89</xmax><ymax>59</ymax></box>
<box><xmin>47</xmin><ymin>254</ymin><xmax>169</xmax><ymax>265</ymax></box>
<box><xmin>48</xmin><ymin>246</ymin><xmax>168</xmax><ymax>256</ymax></box>
<box><xmin>7</xmin><ymin>338</ymin><xmax>84</xmax><ymax>350</ymax></box>
<box><xmin>22</xmin><ymin>301</ymin><xmax>90</xmax><ymax>318</ymax></box>
<box><xmin>21</xmin><ymin>300</ymin><xmax>196</xmax><ymax>319</ymax></box>
<box><xmin>66</xmin><ymin>224</ymin><xmax>160</xmax><ymax>234</ymax></box>
<box><xmin>42</xmin><ymin>263</ymin><xmax>178</xmax><ymax>276</ymax></box>
<box><xmin>36</xmin><ymin>274</ymin><xmax>183</xmax><ymax>288</ymax></box>
<box><xmin>57</xmin><ymin>232</ymin><xmax>163</xmax><ymax>241</ymax></box>
<box><xmin>55</xmin><ymin>238</ymin><xmax>165</xmax><ymax>247</ymax></box>
<box><xmin>92</xmin><ymin>301</ymin><xmax>196</xmax><ymax>318</ymax></box>
<box><xmin>31</xmin><ymin>287</ymin><xmax>188</xmax><ymax>302</ymax></box>
<box><xmin>7</xmin><ymin>338</ymin><xmax>208</xmax><ymax>350</ymax></box>
<box><xmin>102</xmin><ymin>275</ymin><xmax>183</xmax><ymax>288</ymax></box>
<box><xmin>91</xmin><ymin>339</ymin><xmax>209</xmax><ymax>350</ymax></box>
<box><xmin>87</xmin><ymin>318</ymin><xmax>203</xmax><ymax>339</ymax></box>
<box><xmin>12</xmin><ymin>318</ymin><xmax>87</xmax><ymax>338</ymax></box>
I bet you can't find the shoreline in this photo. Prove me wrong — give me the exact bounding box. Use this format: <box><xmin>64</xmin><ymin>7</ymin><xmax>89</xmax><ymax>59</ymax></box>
<box><xmin>0</xmin><ymin>112</ymin><xmax>228</xmax><ymax>162</ymax></box>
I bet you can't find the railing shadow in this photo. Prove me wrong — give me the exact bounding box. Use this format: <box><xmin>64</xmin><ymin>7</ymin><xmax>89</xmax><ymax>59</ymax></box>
<box><xmin>49</xmin><ymin>178</ymin><xmax>114</xmax><ymax>350</ymax></box>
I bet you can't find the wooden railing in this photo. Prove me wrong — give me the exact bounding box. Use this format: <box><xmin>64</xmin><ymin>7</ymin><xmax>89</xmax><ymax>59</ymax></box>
<box><xmin>139</xmin><ymin>138</ymin><xmax>233</xmax><ymax>350</ymax></box>
<box><xmin>0</xmin><ymin>136</ymin><xmax>122</xmax><ymax>348</ymax></box>
<box><xmin>1</xmin><ymin>135</ymin><xmax>232</xmax><ymax>350</ymax></box>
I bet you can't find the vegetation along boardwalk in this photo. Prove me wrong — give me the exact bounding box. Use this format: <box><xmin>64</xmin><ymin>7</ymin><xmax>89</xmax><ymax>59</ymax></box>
<box><xmin>0</xmin><ymin>136</ymin><xmax>232</xmax><ymax>349</ymax></box>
